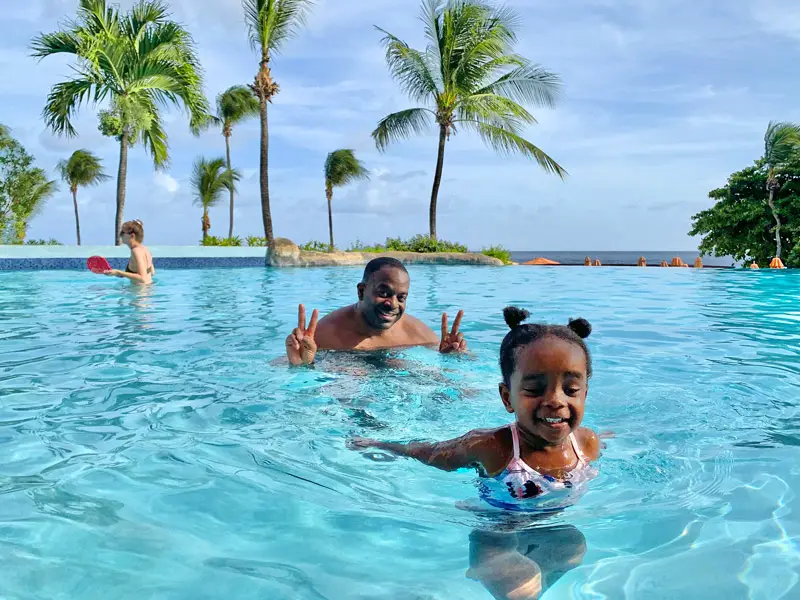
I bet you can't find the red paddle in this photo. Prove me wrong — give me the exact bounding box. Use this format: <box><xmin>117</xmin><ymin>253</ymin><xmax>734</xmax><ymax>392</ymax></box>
<box><xmin>87</xmin><ymin>255</ymin><xmax>112</xmax><ymax>274</ymax></box>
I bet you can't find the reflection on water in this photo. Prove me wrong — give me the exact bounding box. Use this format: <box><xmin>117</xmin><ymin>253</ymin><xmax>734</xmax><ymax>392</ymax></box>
<box><xmin>0</xmin><ymin>267</ymin><xmax>798</xmax><ymax>599</ymax></box>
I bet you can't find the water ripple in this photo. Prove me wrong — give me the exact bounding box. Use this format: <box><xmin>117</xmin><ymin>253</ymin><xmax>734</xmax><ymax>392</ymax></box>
<box><xmin>0</xmin><ymin>267</ymin><xmax>798</xmax><ymax>599</ymax></box>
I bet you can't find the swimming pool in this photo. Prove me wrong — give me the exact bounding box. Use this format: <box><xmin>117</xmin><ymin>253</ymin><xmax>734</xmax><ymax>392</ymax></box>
<box><xmin>1</xmin><ymin>266</ymin><xmax>798</xmax><ymax>599</ymax></box>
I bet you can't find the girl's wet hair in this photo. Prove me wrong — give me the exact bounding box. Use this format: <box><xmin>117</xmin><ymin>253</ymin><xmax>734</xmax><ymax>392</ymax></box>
<box><xmin>499</xmin><ymin>306</ymin><xmax>592</xmax><ymax>385</ymax></box>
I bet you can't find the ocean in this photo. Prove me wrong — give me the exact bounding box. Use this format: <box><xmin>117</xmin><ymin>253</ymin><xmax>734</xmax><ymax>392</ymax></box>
<box><xmin>509</xmin><ymin>251</ymin><xmax>735</xmax><ymax>267</ymax></box>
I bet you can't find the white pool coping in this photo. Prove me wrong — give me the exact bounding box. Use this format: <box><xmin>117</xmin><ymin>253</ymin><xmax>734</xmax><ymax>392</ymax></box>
<box><xmin>0</xmin><ymin>245</ymin><xmax>268</xmax><ymax>259</ymax></box>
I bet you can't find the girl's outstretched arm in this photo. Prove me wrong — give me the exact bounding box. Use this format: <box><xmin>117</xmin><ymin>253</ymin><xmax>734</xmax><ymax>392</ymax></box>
<box><xmin>350</xmin><ymin>429</ymin><xmax>496</xmax><ymax>472</ymax></box>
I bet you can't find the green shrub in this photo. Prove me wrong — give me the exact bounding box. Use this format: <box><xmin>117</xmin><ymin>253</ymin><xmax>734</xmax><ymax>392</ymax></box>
<box><xmin>348</xmin><ymin>235</ymin><xmax>467</xmax><ymax>254</ymax></box>
<box><xmin>246</xmin><ymin>236</ymin><xmax>268</xmax><ymax>247</ymax></box>
<box><xmin>25</xmin><ymin>238</ymin><xmax>63</xmax><ymax>245</ymax></box>
<box><xmin>202</xmin><ymin>236</ymin><xmax>242</xmax><ymax>247</ymax></box>
<box><xmin>482</xmin><ymin>245</ymin><xmax>512</xmax><ymax>265</ymax></box>
<box><xmin>348</xmin><ymin>239</ymin><xmax>386</xmax><ymax>252</ymax></box>
<box><xmin>300</xmin><ymin>240</ymin><xmax>331</xmax><ymax>252</ymax></box>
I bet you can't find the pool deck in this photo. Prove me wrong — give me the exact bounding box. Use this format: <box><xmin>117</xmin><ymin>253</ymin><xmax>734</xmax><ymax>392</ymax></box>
<box><xmin>0</xmin><ymin>243</ymin><xmax>504</xmax><ymax>270</ymax></box>
<box><xmin>0</xmin><ymin>246</ymin><xmax>269</xmax><ymax>271</ymax></box>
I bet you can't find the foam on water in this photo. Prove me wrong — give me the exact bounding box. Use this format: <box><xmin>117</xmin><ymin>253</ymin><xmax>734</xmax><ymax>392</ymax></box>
<box><xmin>0</xmin><ymin>266</ymin><xmax>798</xmax><ymax>599</ymax></box>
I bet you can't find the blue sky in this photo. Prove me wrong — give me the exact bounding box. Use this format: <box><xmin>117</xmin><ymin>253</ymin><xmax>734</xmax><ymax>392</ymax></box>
<box><xmin>3</xmin><ymin>0</ymin><xmax>800</xmax><ymax>249</ymax></box>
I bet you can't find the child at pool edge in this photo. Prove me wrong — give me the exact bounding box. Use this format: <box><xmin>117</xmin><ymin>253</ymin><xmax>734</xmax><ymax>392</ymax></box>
<box><xmin>104</xmin><ymin>219</ymin><xmax>155</xmax><ymax>284</ymax></box>
<box><xmin>350</xmin><ymin>307</ymin><xmax>601</xmax><ymax>599</ymax></box>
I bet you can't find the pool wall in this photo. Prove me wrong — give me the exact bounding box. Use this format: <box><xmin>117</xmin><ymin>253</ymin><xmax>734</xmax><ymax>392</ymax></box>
<box><xmin>0</xmin><ymin>246</ymin><xmax>268</xmax><ymax>271</ymax></box>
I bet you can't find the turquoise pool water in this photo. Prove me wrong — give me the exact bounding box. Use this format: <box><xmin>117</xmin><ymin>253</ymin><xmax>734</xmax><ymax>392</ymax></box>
<box><xmin>1</xmin><ymin>266</ymin><xmax>798</xmax><ymax>599</ymax></box>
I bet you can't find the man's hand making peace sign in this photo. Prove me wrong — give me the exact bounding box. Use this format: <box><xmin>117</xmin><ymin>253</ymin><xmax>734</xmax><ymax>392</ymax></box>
<box><xmin>439</xmin><ymin>310</ymin><xmax>467</xmax><ymax>354</ymax></box>
<box><xmin>286</xmin><ymin>304</ymin><xmax>319</xmax><ymax>365</ymax></box>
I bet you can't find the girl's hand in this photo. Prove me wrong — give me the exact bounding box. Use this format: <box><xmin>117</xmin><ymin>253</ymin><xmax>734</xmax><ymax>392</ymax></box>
<box><xmin>103</xmin><ymin>269</ymin><xmax>122</xmax><ymax>277</ymax></box>
<box><xmin>347</xmin><ymin>437</ymin><xmax>379</xmax><ymax>450</ymax></box>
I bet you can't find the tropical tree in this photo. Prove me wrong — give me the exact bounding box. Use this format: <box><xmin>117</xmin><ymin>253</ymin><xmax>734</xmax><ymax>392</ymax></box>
<box><xmin>10</xmin><ymin>168</ymin><xmax>58</xmax><ymax>243</ymax></box>
<box><xmin>372</xmin><ymin>0</ymin><xmax>566</xmax><ymax>239</ymax></box>
<box><xmin>57</xmin><ymin>150</ymin><xmax>109</xmax><ymax>245</ymax></box>
<box><xmin>0</xmin><ymin>126</ymin><xmax>57</xmax><ymax>243</ymax></box>
<box><xmin>323</xmin><ymin>149</ymin><xmax>369</xmax><ymax>251</ymax></box>
<box><xmin>194</xmin><ymin>85</ymin><xmax>260</xmax><ymax>239</ymax></box>
<box><xmin>0</xmin><ymin>126</ymin><xmax>32</xmax><ymax>237</ymax></box>
<box><xmin>762</xmin><ymin>121</ymin><xmax>800</xmax><ymax>259</ymax></box>
<box><xmin>243</xmin><ymin>0</ymin><xmax>314</xmax><ymax>246</ymax></box>
<box><xmin>31</xmin><ymin>0</ymin><xmax>209</xmax><ymax>245</ymax></box>
<box><xmin>191</xmin><ymin>157</ymin><xmax>241</xmax><ymax>241</ymax></box>
<box><xmin>690</xmin><ymin>161</ymin><xmax>800</xmax><ymax>267</ymax></box>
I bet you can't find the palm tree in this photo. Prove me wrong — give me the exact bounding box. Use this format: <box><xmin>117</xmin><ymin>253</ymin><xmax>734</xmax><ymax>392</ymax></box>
<box><xmin>11</xmin><ymin>168</ymin><xmax>58</xmax><ymax>243</ymax></box>
<box><xmin>373</xmin><ymin>0</ymin><xmax>566</xmax><ymax>240</ymax></box>
<box><xmin>57</xmin><ymin>150</ymin><xmax>109</xmax><ymax>245</ymax></box>
<box><xmin>763</xmin><ymin>121</ymin><xmax>800</xmax><ymax>260</ymax></box>
<box><xmin>32</xmin><ymin>0</ymin><xmax>209</xmax><ymax>245</ymax></box>
<box><xmin>243</xmin><ymin>0</ymin><xmax>314</xmax><ymax>246</ymax></box>
<box><xmin>194</xmin><ymin>86</ymin><xmax>260</xmax><ymax>239</ymax></box>
<box><xmin>324</xmin><ymin>149</ymin><xmax>369</xmax><ymax>251</ymax></box>
<box><xmin>191</xmin><ymin>157</ymin><xmax>241</xmax><ymax>241</ymax></box>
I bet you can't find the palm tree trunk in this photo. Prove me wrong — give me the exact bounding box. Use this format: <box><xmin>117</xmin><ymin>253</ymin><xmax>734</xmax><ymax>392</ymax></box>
<box><xmin>768</xmin><ymin>186</ymin><xmax>782</xmax><ymax>259</ymax></box>
<box><xmin>429</xmin><ymin>125</ymin><xmax>448</xmax><ymax>240</ymax></box>
<box><xmin>225</xmin><ymin>133</ymin><xmax>234</xmax><ymax>239</ymax></box>
<box><xmin>326</xmin><ymin>184</ymin><xmax>334</xmax><ymax>252</ymax></box>
<box><xmin>114</xmin><ymin>132</ymin><xmax>129</xmax><ymax>246</ymax></box>
<box><xmin>256</xmin><ymin>58</ymin><xmax>274</xmax><ymax>246</ymax></box>
<box><xmin>202</xmin><ymin>209</ymin><xmax>208</xmax><ymax>241</ymax></box>
<box><xmin>72</xmin><ymin>187</ymin><xmax>81</xmax><ymax>246</ymax></box>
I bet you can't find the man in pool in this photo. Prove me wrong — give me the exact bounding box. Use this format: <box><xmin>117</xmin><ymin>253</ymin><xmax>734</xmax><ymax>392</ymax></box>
<box><xmin>286</xmin><ymin>257</ymin><xmax>467</xmax><ymax>365</ymax></box>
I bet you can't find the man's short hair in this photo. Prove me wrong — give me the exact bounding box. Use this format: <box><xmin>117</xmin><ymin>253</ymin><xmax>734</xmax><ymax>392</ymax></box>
<box><xmin>361</xmin><ymin>257</ymin><xmax>408</xmax><ymax>283</ymax></box>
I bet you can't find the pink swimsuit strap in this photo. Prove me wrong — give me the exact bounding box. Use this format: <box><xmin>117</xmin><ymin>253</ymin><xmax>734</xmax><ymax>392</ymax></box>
<box><xmin>508</xmin><ymin>422</ymin><xmax>588</xmax><ymax>474</ymax></box>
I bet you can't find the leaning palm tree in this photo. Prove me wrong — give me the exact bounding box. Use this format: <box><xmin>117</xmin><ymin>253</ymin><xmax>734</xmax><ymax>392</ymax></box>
<box><xmin>194</xmin><ymin>85</ymin><xmax>260</xmax><ymax>238</ymax></box>
<box><xmin>191</xmin><ymin>157</ymin><xmax>241</xmax><ymax>241</ymax></box>
<box><xmin>243</xmin><ymin>0</ymin><xmax>314</xmax><ymax>246</ymax></box>
<box><xmin>324</xmin><ymin>149</ymin><xmax>369</xmax><ymax>251</ymax></box>
<box><xmin>57</xmin><ymin>150</ymin><xmax>109</xmax><ymax>245</ymax></box>
<box><xmin>763</xmin><ymin>121</ymin><xmax>800</xmax><ymax>260</ymax></box>
<box><xmin>11</xmin><ymin>169</ymin><xmax>58</xmax><ymax>243</ymax></box>
<box><xmin>373</xmin><ymin>0</ymin><xmax>566</xmax><ymax>239</ymax></box>
<box><xmin>32</xmin><ymin>0</ymin><xmax>209</xmax><ymax>245</ymax></box>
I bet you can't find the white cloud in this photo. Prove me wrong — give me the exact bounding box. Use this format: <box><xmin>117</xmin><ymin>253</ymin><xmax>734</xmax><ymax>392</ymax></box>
<box><xmin>11</xmin><ymin>0</ymin><xmax>800</xmax><ymax>249</ymax></box>
<box><xmin>154</xmin><ymin>172</ymin><xmax>179</xmax><ymax>194</ymax></box>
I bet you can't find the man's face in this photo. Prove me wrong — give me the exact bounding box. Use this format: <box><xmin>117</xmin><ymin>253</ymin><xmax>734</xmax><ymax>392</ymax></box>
<box><xmin>357</xmin><ymin>266</ymin><xmax>410</xmax><ymax>330</ymax></box>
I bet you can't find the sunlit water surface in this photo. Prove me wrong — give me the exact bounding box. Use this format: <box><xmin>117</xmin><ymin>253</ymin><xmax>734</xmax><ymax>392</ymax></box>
<box><xmin>1</xmin><ymin>266</ymin><xmax>798</xmax><ymax>599</ymax></box>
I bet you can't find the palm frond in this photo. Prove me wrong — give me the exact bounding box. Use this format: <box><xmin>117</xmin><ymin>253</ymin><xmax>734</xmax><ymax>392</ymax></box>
<box><xmin>217</xmin><ymin>85</ymin><xmax>260</xmax><ymax>124</ymax></box>
<box><xmin>461</xmin><ymin>120</ymin><xmax>566</xmax><ymax>178</ymax></box>
<box><xmin>190</xmin><ymin>113</ymin><xmax>224</xmax><ymax>136</ymax></box>
<box><xmin>191</xmin><ymin>156</ymin><xmax>241</xmax><ymax>208</ymax></box>
<box><xmin>449</xmin><ymin>3</ymin><xmax>520</xmax><ymax>93</ymax></box>
<box><xmin>42</xmin><ymin>78</ymin><xmax>97</xmax><ymax>137</ymax></box>
<box><xmin>243</xmin><ymin>0</ymin><xmax>314</xmax><ymax>56</ymax></box>
<box><xmin>325</xmin><ymin>149</ymin><xmax>370</xmax><ymax>188</ymax></box>
<box><xmin>136</xmin><ymin>98</ymin><xmax>169</xmax><ymax>168</ymax></box>
<box><xmin>125</xmin><ymin>0</ymin><xmax>169</xmax><ymax>43</ymax></box>
<box><xmin>58</xmin><ymin>149</ymin><xmax>110</xmax><ymax>188</ymax></box>
<box><xmin>13</xmin><ymin>168</ymin><xmax>58</xmax><ymax>220</ymax></box>
<box><xmin>455</xmin><ymin>93</ymin><xmax>535</xmax><ymax>131</ymax></box>
<box><xmin>377</xmin><ymin>27</ymin><xmax>440</xmax><ymax>102</ymax></box>
<box><xmin>371</xmin><ymin>108</ymin><xmax>435</xmax><ymax>151</ymax></box>
<box><xmin>30</xmin><ymin>30</ymin><xmax>82</xmax><ymax>59</ymax></box>
<box><xmin>764</xmin><ymin>121</ymin><xmax>800</xmax><ymax>168</ymax></box>
<box><xmin>77</xmin><ymin>0</ymin><xmax>120</xmax><ymax>37</ymax></box>
<box><xmin>475</xmin><ymin>62</ymin><xmax>561</xmax><ymax>108</ymax></box>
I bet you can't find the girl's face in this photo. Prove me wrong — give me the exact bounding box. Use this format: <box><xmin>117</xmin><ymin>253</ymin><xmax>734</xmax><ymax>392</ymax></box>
<box><xmin>499</xmin><ymin>335</ymin><xmax>588</xmax><ymax>446</ymax></box>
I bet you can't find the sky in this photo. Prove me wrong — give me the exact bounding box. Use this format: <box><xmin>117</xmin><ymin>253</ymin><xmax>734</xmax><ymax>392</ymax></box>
<box><xmin>3</xmin><ymin>0</ymin><xmax>800</xmax><ymax>250</ymax></box>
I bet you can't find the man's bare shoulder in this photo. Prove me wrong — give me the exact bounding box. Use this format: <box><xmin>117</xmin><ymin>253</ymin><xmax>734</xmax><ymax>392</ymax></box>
<box><xmin>315</xmin><ymin>305</ymin><xmax>355</xmax><ymax>348</ymax></box>
<box><xmin>399</xmin><ymin>313</ymin><xmax>439</xmax><ymax>344</ymax></box>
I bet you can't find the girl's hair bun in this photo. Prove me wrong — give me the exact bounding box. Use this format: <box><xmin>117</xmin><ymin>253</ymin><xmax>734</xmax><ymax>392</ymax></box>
<box><xmin>503</xmin><ymin>306</ymin><xmax>530</xmax><ymax>329</ymax></box>
<box><xmin>568</xmin><ymin>318</ymin><xmax>592</xmax><ymax>339</ymax></box>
